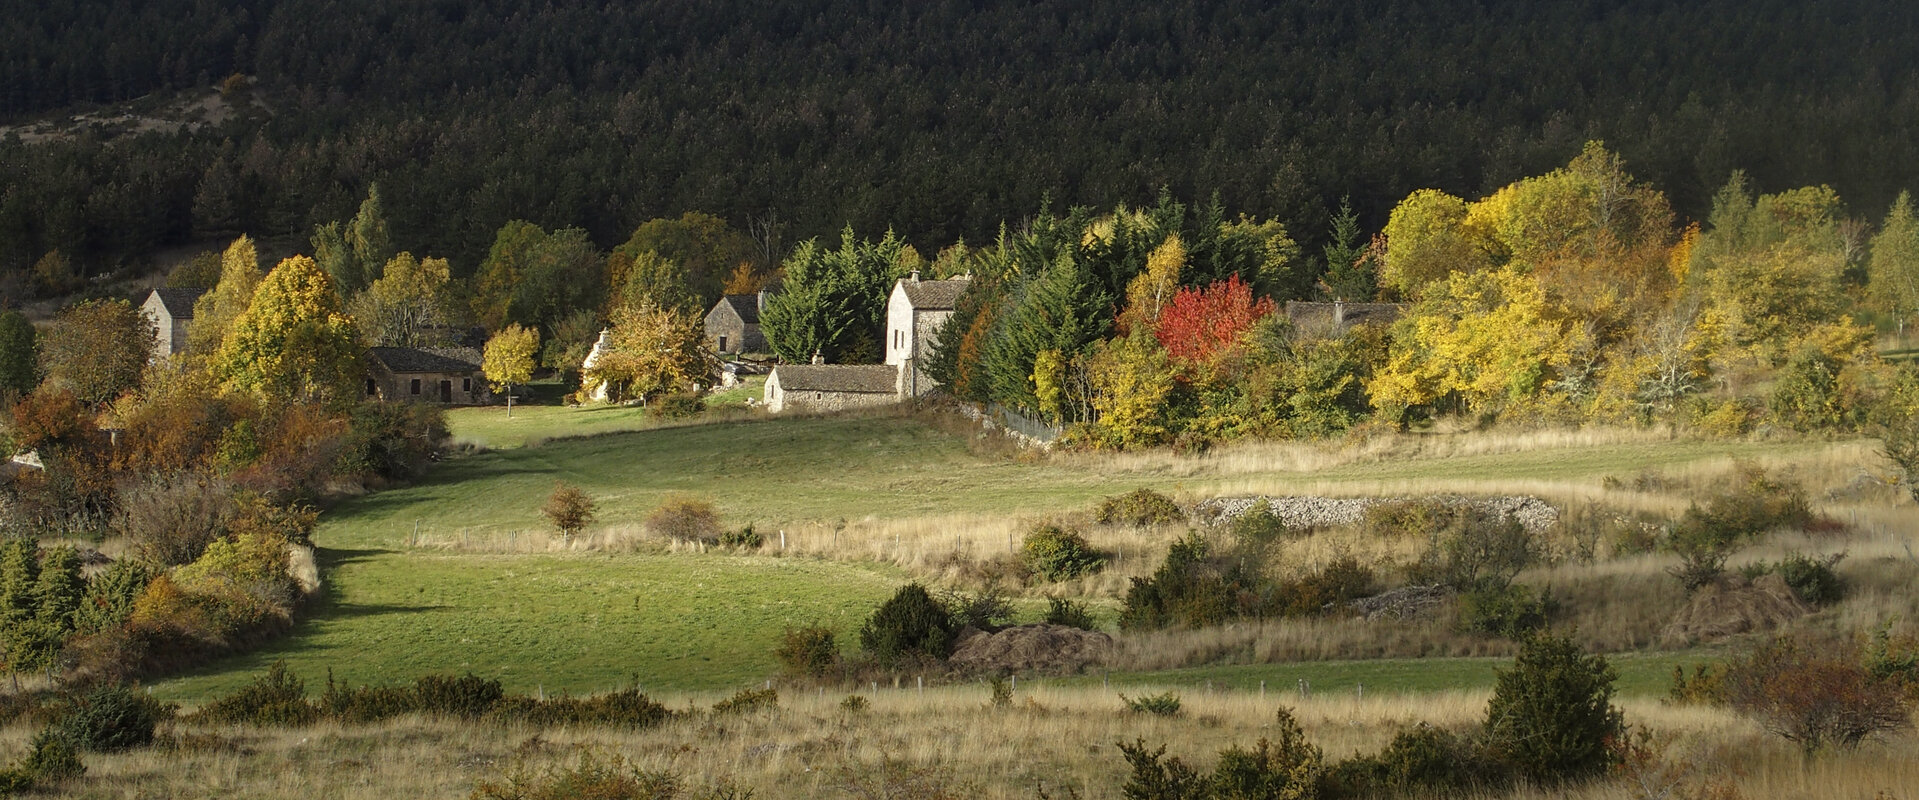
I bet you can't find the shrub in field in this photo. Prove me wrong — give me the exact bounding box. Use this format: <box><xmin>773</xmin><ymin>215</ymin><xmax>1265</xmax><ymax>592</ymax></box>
<box><xmin>1022</xmin><ymin>524</ymin><xmax>1106</xmax><ymax>582</ymax></box>
<box><xmin>1416</xmin><ymin>511</ymin><xmax>1536</xmax><ymax>591</ymax></box>
<box><xmin>859</xmin><ymin>583</ymin><xmax>959</xmax><ymax>664</ymax></box>
<box><xmin>1116</xmin><ymin>739</ymin><xmax>1208</xmax><ymax>799</ymax></box>
<box><xmin>1121</xmin><ymin>692</ymin><xmax>1182</xmax><ymax>716</ymax></box>
<box><xmin>54</xmin><ymin>684</ymin><xmax>171</xmax><ymax>753</ymax></box>
<box><xmin>1225</xmin><ymin>500</ymin><xmax>1289</xmax><ymax>545</ymax></box>
<box><xmin>1361</xmin><ymin>499</ymin><xmax>1458</xmax><ymax>539</ymax></box>
<box><xmin>1120</xmin><ymin>534</ymin><xmax>1239</xmax><ymax>630</ymax></box>
<box><xmin>839</xmin><ymin>694</ymin><xmax>869</xmax><ymax>713</ymax></box>
<box><xmin>319</xmin><ymin>674</ymin><xmax>416</xmax><ymax>723</ymax></box>
<box><xmin>718</xmin><ymin>525</ymin><xmax>762</xmax><ymax>549</ymax></box>
<box><xmin>648</xmin><ymin>391</ymin><xmax>706</xmax><ymax>420</ymax></box>
<box><xmin>542</xmin><ymin>482</ymin><xmax>596</xmax><ymax>543</ymax></box>
<box><xmin>1044</xmin><ymin>597</ymin><xmax>1099</xmax><ymax>630</ymax></box>
<box><xmin>1722</xmin><ymin>635</ymin><xmax>1910</xmax><ymax>751</ymax></box>
<box><xmin>943</xmin><ymin>588</ymin><xmax>1016</xmax><ymax>631</ymax></box>
<box><xmin>1482</xmin><ymin>633</ymin><xmax>1623</xmax><ymax>785</ymax></box>
<box><xmin>774</xmin><ymin>626</ymin><xmax>840</xmax><ymax>678</ymax></box>
<box><xmin>1326</xmin><ymin>724</ymin><xmax>1492</xmax><ymax>797</ymax></box>
<box><xmin>190</xmin><ymin>660</ymin><xmax>317</xmax><ymax>726</ymax></box>
<box><xmin>0</xmin><ymin>726</ymin><xmax>85</xmax><ymax>790</ymax></box>
<box><xmin>412</xmin><ymin>673</ymin><xmax>505</xmax><ymax>719</ymax></box>
<box><xmin>1096</xmin><ymin>488</ymin><xmax>1183</xmax><ymax>527</ymax></box>
<box><xmin>1274</xmin><ymin>556</ymin><xmax>1375</xmax><ymax>617</ymax></box>
<box><xmin>1456</xmin><ymin>582</ymin><xmax>1551</xmax><ymax>640</ymax></box>
<box><xmin>1666</xmin><ymin>664</ymin><xmax>1727</xmax><ymax>706</ymax></box>
<box><xmin>70</xmin><ymin>559</ymin><xmax>160</xmax><ymax>636</ymax></box>
<box><xmin>472</xmin><ymin>751</ymin><xmax>680</xmax><ymax>800</ymax></box>
<box><xmin>645</xmin><ymin>494</ymin><xmax>722</xmax><ymax>543</ymax></box>
<box><xmin>1749</xmin><ymin>552</ymin><xmax>1847</xmax><ymax>606</ymax></box>
<box><xmin>1211</xmin><ymin>708</ymin><xmax>1322</xmax><ymax>800</ymax></box>
<box><xmin>115</xmin><ymin>471</ymin><xmax>236</xmax><ymax>565</ymax></box>
<box><xmin>522</xmin><ymin>687</ymin><xmax>673</xmax><ymax>729</ymax></box>
<box><xmin>711</xmin><ymin>687</ymin><xmax>778</xmax><ymax>714</ymax></box>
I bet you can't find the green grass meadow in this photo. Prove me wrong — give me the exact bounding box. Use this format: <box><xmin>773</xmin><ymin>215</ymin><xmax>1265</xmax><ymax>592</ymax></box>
<box><xmin>151</xmin><ymin>401</ymin><xmax>1843</xmax><ymax>703</ymax></box>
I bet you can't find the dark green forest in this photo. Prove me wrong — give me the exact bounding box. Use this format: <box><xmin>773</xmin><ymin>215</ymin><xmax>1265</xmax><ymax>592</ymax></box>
<box><xmin>3</xmin><ymin>0</ymin><xmax>1918</xmax><ymax>291</ymax></box>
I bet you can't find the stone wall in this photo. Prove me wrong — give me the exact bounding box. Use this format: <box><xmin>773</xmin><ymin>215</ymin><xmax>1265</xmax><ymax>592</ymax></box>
<box><xmin>1196</xmin><ymin>494</ymin><xmax>1559</xmax><ymax>532</ymax></box>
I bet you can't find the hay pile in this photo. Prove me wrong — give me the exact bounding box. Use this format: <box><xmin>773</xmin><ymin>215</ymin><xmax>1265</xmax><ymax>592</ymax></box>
<box><xmin>1661</xmin><ymin>574</ymin><xmax>1810</xmax><ymax>644</ymax></box>
<box><xmin>948</xmin><ymin>624</ymin><xmax>1113</xmax><ymax>674</ymax></box>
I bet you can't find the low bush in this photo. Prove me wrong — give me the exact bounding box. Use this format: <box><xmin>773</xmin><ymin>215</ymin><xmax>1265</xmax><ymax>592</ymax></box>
<box><xmin>412</xmin><ymin>673</ymin><xmax>505</xmax><ymax>719</ymax></box>
<box><xmin>1274</xmin><ymin>556</ymin><xmax>1376</xmax><ymax>617</ymax></box>
<box><xmin>1115</xmin><ymin>739</ymin><xmax>1207</xmax><ymax>799</ymax></box>
<box><xmin>1722</xmin><ymin>635</ymin><xmax>1911</xmax><ymax>752</ymax></box>
<box><xmin>1362</xmin><ymin>499</ymin><xmax>1458</xmax><ymax>539</ymax></box>
<box><xmin>542</xmin><ymin>483</ymin><xmax>597</xmax><ymax>543</ymax></box>
<box><xmin>1455</xmin><ymin>582</ymin><xmax>1551</xmax><ymax>640</ymax></box>
<box><xmin>472</xmin><ymin>751</ymin><xmax>680</xmax><ymax>800</ymax></box>
<box><xmin>1120</xmin><ymin>691</ymin><xmax>1182</xmax><ymax>716</ymax></box>
<box><xmin>191</xmin><ymin>660</ymin><xmax>317</xmax><ymax>726</ymax></box>
<box><xmin>1326</xmin><ymin>724</ymin><xmax>1495</xmax><ymax>797</ymax></box>
<box><xmin>1021</xmin><ymin>524</ymin><xmax>1106</xmax><ymax>582</ymax></box>
<box><xmin>718</xmin><ymin>525</ymin><xmax>762</xmax><ymax>549</ymax></box>
<box><xmin>1666</xmin><ymin>663</ymin><xmax>1727</xmax><ymax>706</ymax></box>
<box><xmin>711</xmin><ymin>687</ymin><xmax>777</xmax><ymax>715</ymax></box>
<box><xmin>645</xmin><ymin>495</ymin><xmax>723</xmax><ymax>543</ymax></box>
<box><xmin>1772</xmin><ymin>552</ymin><xmax>1847</xmax><ymax>606</ymax></box>
<box><xmin>1043</xmin><ymin>597</ymin><xmax>1099</xmax><ymax>630</ymax></box>
<box><xmin>839</xmin><ymin>694</ymin><xmax>869</xmax><ymax>713</ymax></box>
<box><xmin>859</xmin><ymin>584</ymin><xmax>959</xmax><ymax>664</ymax></box>
<box><xmin>514</xmin><ymin>687</ymin><xmax>673</xmax><ymax>729</ymax></box>
<box><xmin>1095</xmin><ymin>488</ymin><xmax>1183</xmax><ymax>527</ymax></box>
<box><xmin>943</xmin><ymin>588</ymin><xmax>1016</xmax><ymax>631</ymax></box>
<box><xmin>774</xmin><ymin>626</ymin><xmax>840</xmax><ymax>678</ymax></box>
<box><xmin>54</xmin><ymin>684</ymin><xmax>171</xmax><ymax>753</ymax></box>
<box><xmin>5</xmin><ymin>726</ymin><xmax>85</xmax><ymax>787</ymax></box>
<box><xmin>648</xmin><ymin>392</ymin><xmax>706</xmax><ymax>420</ymax></box>
<box><xmin>1664</xmin><ymin>466</ymin><xmax>1815</xmax><ymax>592</ymax></box>
<box><xmin>1212</xmin><ymin>708</ymin><xmax>1322</xmax><ymax>799</ymax></box>
<box><xmin>318</xmin><ymin>675</ymin><xmax>416</xmax><ymax>723</ymax></box>
<box><xmin>1119</xmin><ymin>534</ymin><xmax>1240</xmax><ymax>631</ymax></box>
<box><xmin>1225</xmin><ymin>500</ymin><xmax>1289</xmax><ymax>545</ymax></box>
<box><xmin>1413</xmin><ymin>511</ymin><xmax>1537</xmax><ymax>591</ymax></box>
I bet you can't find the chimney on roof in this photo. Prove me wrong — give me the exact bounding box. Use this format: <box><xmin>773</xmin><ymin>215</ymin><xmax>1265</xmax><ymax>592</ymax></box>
<box><xmin>811</xmin><ymin>349</ymin><xmax>824</xmax><ymax>365</ymax></box>
<box><xmin>1334</xmin><ymin>299</ymin><xmax>1345</xmax><ymax>326</ymax></box>
<box><xmin>757</xmin><ymin>288</ymin><xmax>768</xmax><ymax>313</ymax></box>
<box><xmin>909</xmin><ymin>269</ymin><xmax>921</xmax><ymax>283</ymax></box>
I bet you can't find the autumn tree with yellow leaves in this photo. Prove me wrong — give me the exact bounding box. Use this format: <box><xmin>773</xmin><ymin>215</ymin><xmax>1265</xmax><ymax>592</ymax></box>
<box><xmin>212</xmin><ymin>255</ymin><xmax>363</xmax><ymax>405</ymax></box>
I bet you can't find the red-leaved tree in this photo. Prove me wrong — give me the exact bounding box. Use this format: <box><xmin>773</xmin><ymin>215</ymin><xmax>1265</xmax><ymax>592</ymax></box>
<box><xmin>1153</xmin><ymin>274</ymin><xmax>1276</xmax><ymax>366</ymax></box>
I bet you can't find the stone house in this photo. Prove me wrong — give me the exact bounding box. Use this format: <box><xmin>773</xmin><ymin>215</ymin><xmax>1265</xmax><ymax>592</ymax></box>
<box><xmin>704</xmin><ymin>292</ymin><xmax>769</xmax><ymax>355</ymax></box>
<box><xmin>884</xmin><ymin>273</ymin><xmax>970</xmax><ymax>397</ymax></box>
<box><xmin>365</xmin><ymin>346</ymin><xmax>487</xmax><ymax>404</ymax></box>
<box><xmin>762</xmin><ymin>363</ymin><xmax>902</xmax><ymax>414</ymax></box>
<box><xmin>140</xmin><ymin>287</ymin><xmax>206</xmax><ymax>360</ymax></box>
<box><xmin>1283</xmin><ymin>300</ymin><xmax>1405</xmax><ymax>339</ymax></box>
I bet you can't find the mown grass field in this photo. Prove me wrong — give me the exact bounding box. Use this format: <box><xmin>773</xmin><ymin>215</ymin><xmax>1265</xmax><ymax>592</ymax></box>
<box><xmin>151</xmin><ymin>402</ymin><xmax>1868</xmax><ymax>704</ymax></box>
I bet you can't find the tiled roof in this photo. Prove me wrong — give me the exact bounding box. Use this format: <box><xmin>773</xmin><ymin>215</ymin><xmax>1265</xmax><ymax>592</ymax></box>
<box><xmin>773</xmin><ymin>364</ymin><xmax>898</xmax><ymax>394</ymax></box>
<box><xmin>367</xmin><ymin>346</ymin><xmax>481</xmax><ymax>374</ymax></box>
<box><xmin>148</xmin><ymin>288</ymin><xmax>207</xmax><ymax>318</ymax></box>
<box><xmin>716</xmin><ymin>294</ymin><xmax>762</xmax><ymax>324</ymax></box>
<box><xmin>897</xmin><ymin>277</ymin><xmax>971</xmax><ymax>310</ymax></box>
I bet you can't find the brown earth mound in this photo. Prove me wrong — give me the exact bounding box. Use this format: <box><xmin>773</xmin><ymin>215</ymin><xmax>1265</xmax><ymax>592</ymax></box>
<box><xmin>1661</xmin><ymin>573</ymin><xmax>1810</xmax><ymax>645</ymax></box>
<box><xmin>949</xmin><ymin>624</ymin><xmax>1113</xmax><ymax>674</ymax></box>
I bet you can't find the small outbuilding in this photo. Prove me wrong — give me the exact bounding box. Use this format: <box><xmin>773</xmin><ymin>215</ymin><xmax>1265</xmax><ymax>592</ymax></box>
<box><xmin>140</xmin><ymin>287</ymin><xmax>207</xmax><ymax>360</ymax></box>
<box><xmin>365</xmin><ymin>347</ymin><xmax>487</xmax><ymax>404</ymax></box>
<box><xmin>705</xmin><ymin>292</ymin><xmax>770</xmax><ymax>355</ymax></box>
<box><xmin>763</xmin><ymin>364</ymin><xmax>902</xmax><ymax>414</ymax></box>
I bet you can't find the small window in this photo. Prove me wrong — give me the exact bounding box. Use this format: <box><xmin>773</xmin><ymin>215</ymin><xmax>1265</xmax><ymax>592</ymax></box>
<box><xmin>718</xmin><ymin>335</ymin><xmax>729</xmax><ymax>352</ymax></box>
<box><xmin>462</xmin><ymin>378</ymin><xmax>472</xmax><ymax>392</ymax></box>
<box><xmin>410</xmin><ymin>378</ymin><xmax>421</xmax><ymax>395</ymax></box>
<box><xmin>366</xmin><ymin>379</ymin><xmax>378</xmax><ymax>397</ymax></box>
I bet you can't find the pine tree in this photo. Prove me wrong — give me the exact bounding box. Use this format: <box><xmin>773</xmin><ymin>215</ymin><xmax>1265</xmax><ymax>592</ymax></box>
<box><xmin>0</xmin><ymin>311</ymin><xmax>37</xmax><ymax>398</ymax></box>
<box><xmin>1318</xmin><ymin>197</ymin><xmax>1373</xmax><ymax>301</ymax></box>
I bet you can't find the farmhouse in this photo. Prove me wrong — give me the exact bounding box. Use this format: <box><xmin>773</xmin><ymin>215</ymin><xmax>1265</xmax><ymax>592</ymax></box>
<box><xmin>1284</xmin><ymin>300</ymin><xmax>1405</xmax><ymax>339</ymax></box>
<box><xmin>885</xmin><ymin>273</ymin><xmax>970</xmax><ymax>397</ymax></box>
<box><xmin>704</xmin><ymin>292</ymin><xmax>769</xmax><ymax>355</ymax></box>
<box><xmin>365</xmin><ymin>346</ymin><xmax>487</xmax><ymax>404</ymax></box>
<box><xmin>762</xmin><ymin>363</ymin><xmax>902</xmax><ymax>414</ymax></box>
<box><xmin>140</xmin><ymin>287</ymin><xmax>206</xmax><ymax>360</ymax></box>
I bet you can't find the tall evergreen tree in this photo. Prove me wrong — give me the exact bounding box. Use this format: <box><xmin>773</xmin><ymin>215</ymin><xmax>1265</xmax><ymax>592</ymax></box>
<box><xmin>0</xmin><ymin>310</ymin><xmax>37</xmax><ymax>398</ymax></box>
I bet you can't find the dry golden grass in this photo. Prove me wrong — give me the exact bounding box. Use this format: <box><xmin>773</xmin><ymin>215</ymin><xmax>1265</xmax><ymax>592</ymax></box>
<box><xmin>4</xmin><ymin>685</ymin><xmax>1911</xmax><ymax>799</ymax></box>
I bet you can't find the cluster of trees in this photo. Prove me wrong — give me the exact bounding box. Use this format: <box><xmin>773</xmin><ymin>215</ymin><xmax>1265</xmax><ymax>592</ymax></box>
<box><xmin>6</xmin><ymin>0</ymin><xmax>1919</xmax><ymax>297</ymax></box>
<box><xmin>919</xmin><ymin>143</ymin><xmax>1919</xmax><ymax>448</ymax></box>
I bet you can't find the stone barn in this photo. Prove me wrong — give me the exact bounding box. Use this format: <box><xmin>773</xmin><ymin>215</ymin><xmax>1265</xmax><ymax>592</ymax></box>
<box><xmin>763</xmin><ymin>364</ymin><xmax>902</xmax><ymax>414</ymax></box>
<box><xmin>885</xmin><ymin>273</ymin><xmax>970</xmax><ymax>397</ymax></box>
<box><xmin>704</xmin><ymin>292</ymin><xmax>769</xmax><ymax>355</ymax></box>
<box><xmin>365</xmin><ymin>347</ymin><xmax>488</xmax><ymax>404</ymax></box>
<box><xmin>140</xmin><ymin>287</ymin><xmax>206</xmax><ymax>360</ymax></box>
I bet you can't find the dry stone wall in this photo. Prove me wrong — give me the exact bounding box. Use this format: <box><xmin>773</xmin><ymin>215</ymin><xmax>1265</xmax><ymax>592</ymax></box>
<box><xmin>1195</xmin><ymin>494</ymin><xmax>1559</xmax><ymax>532</ymax></box>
